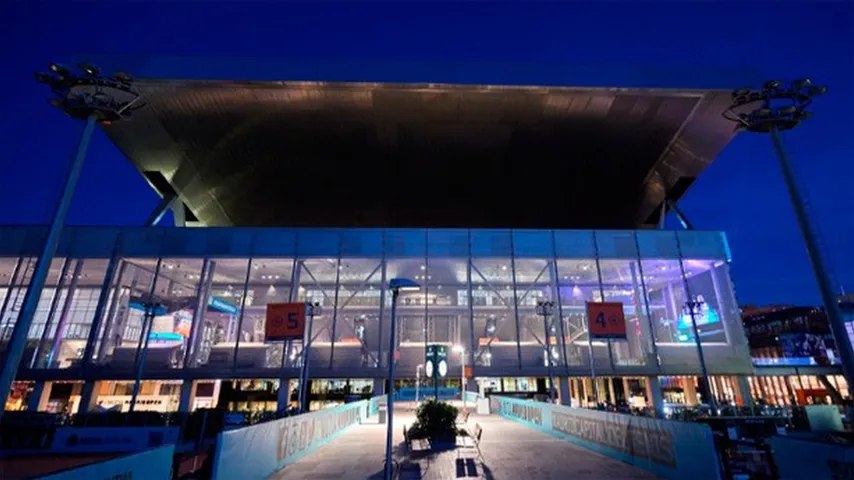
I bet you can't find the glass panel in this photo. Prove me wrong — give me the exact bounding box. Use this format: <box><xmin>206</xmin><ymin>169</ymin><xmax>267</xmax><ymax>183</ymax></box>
<box><xmin>597</xmin><ymin>259</ymin><xmax>650</xmax><ymax>367</ymax></box>
<box><xmin>515</xmin><ymin>258</ymin><xmax>555</xmax><ymax>368</ymax></box>
<box><xmin>681</xmin><ymin>258</ymin><xmax>731</xmax><ymax>344</ymax></box>
<box><xmin>555</xmin><ymin>259</ymin><xmax>600</xmax><ymax>367</ymax></box>
<box><xmin>242</xmin><ymin>258</ymin><xmax>295</xmax><ymax>368</ymax></box>
<box><xmin>641</xmin><ymin>254</ymin><xmax>704</xmax><ymax>374</ymax></box>
<box><xmin>25</xmin><ymin>258</ymin><xmax>73</xmax><ymax>368</ymax></box>
<box><xmin>0</xmin><ymin>258</ymin><xmax>28</xmax><ymax>354</ymax></box>
<box><xmin>296</xmin><ymin>258</ymin><xmax>337</xmax><ymax>369</ymax></box>
<box><xmin>332</xmin><ymin>258</ymin><xmax>383</xmax><ymax>369</ymax></box>
<box><xmin>384</xmin><ymin>257</ymin><xmax>427</xmax><ymax>374</ymax></box>
<box><xmin>145</xmin><ymin>259</ymin><xmax>205</xmax><ymax>370</ymax></box>
<box><xmin>98</xmin><ymin>259</ymin><xmax>159</xmax><ymax>368</ymax></box>
<box><xmin>35</xmin><ymin>259</ymin><xmax>111</xmax><ymax>369</ymax></box>
<box><xmin>471</xmin><ymin>258</ymin><xmax>517</xmax><ymax>368</ymax></box>
<box><xmin>204</xmin><ymin>259</ymin><xmax>250</xmax><ymax>368</ymax></box>
<box><xmin>426</xmin><ymin>257</ymin><xmax>469</xmax><ymax>375</ymax></box>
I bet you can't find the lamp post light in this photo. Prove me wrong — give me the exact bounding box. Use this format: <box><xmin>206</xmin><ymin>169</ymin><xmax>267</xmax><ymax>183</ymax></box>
<box><xmin>0</xmin><ymin>62</ymin><xmax>144</xmax><ymax>422</ymax></box>
<box><xmin>453</xmin><ymin>345</ymin><xmax>466</xmax><ymax>411</ymax></box>
<box><xmin>722</xmin><ymin>79</ymin><xmax>854</xmax><ymax>386</ymax></box>
<box><xmin>384</xmin><ymin>278</ymin><xmax>420</xmax><ymax>480</ymax></box>
<box><xmin>536</xmin><ymin>300</ymin><xmax>557</xmax><ymax>403</ymax></box>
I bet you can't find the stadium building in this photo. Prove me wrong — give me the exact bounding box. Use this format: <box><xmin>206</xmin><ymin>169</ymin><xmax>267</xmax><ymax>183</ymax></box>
<box><xmin>2</xmin><ymin>57</ymin><xmax>827</xmax><ymax>416</ymax></box>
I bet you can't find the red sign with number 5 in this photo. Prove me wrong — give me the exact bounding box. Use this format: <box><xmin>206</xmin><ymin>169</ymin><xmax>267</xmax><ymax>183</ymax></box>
<box><xmin>586</xmin><ymin>302</ymin><xmax>627</xmax><ymax>339</ymax></box>
<box><xmin>266</xmin><ymin>303</ymin><xmax>306</xmax><ymax>341</ymax></box>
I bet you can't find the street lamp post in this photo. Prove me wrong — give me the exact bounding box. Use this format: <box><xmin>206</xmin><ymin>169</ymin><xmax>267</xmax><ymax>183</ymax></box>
<box><xmin>722</xmin><ymin>79</ymin><xmax>854</xmax><ymax>385</ymax></box>
<box><xmin>453</xmin><ymin>345</ymin><xmax>466</xmax><ymax>410</ymax></box>
<box><xmin>536</xmin><ymin>300</ymin><xmax>557</xmax><ymax>403</ymax></box>
<box><xmin>384</xmin><ymin>278</ymin><xmax>420</xmax><ymax>480</ymax></box>
<box><xmin>0</xmin><ymin>62</ymin><xmax>144</xmax><ymax>422</ymax></box>
<box><xmin>415</xmin><ymin>363</ymin><xmax>423</xmax><ymax>403</ymax></box>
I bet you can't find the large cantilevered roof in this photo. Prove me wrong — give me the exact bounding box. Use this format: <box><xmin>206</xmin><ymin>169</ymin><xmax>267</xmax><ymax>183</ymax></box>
<box><xmin>90</xmin><ymin>56</ymin><xmax>751</xmax><ymax>229</ymax></box>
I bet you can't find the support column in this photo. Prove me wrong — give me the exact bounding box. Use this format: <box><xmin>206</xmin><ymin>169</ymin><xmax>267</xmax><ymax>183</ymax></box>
<box><xmin>645</xmin><ymin>376</ymin><xmax>664</xmax><ymax>418</ymax></box>
<box><xmin>77</xmin><ymin>380</ymin><xmax>106</xmax><ymax>414</ymax></box>
<box><xmin>736</xmin><ymin>375</ymin><xmax>754</xmax><ymax>408</ymax></box>
<box><xmin>622</xmin><ymin>377</ymin><xmax>632</xmax><ymax>403</ymax></box>
<box><xmin>608</xmin><ymin>378</ymin><xmax>617</xmax><ymax>405</ymax></box>
<box><xmin>683</xmin><ymin>377</ymin><xmax>699</xmax><ymax>405</ymax></box>
<box><xmin>277</xmin><ymin>378</ymin><xmax>292</xmax><ymax>412</ymax></box>
<box><xmin>559</xmin><ymin>377</ymin><xmax>571</xmax><ymax>406</ymax></box>
<box><xmin>580</xmin><ymin>378</ymin><xmax>590</xmax><ymax>405</ymax></box>
<box><xmin>28</xmin><ymin>381</ymin><xmax>51</xmax><ymax>412</ymax></box>
<box><xmin>178</xmin><ymin>380</ymin><xmax>197</xmax><ymax>413</ymax></box>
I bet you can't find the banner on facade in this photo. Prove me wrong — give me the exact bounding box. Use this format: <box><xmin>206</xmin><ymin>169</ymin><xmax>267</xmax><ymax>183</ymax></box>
<box><xmin>491</xmin><ymin>395</ymin><xmax>718</xmax><ymax>480</ymax></box>
<box><xmin>265</xmin><ymin>303</ymin><xmax>306</xmax><ymax>341</ymax></box>
<box><xmin>38</xmin><ymin>444</ymin><xmax>174</xmax><ymax>480</ymax></box>
<box><xmin>50</xmin><ymin>426</ymin><xmax>179</xmax><ymax>453</ymax></box>
<box><xmin>213</xmin><ymin>399</ymin><xmax>369</xmax><ymax>479</ymax></box>
<box><xmin>586</xmin><ymin>302</ymin><xmax>627</xmax><ymax>339</ymax></box>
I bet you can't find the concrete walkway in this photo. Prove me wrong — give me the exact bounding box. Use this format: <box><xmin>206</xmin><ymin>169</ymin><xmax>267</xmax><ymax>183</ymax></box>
<box><xmin>270</xmin><ymin>402</ymin><xmax>659</xmax><ymax>479</ymax></box>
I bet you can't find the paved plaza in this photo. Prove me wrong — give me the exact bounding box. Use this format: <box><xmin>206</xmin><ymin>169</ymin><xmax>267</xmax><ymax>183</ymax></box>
<box><xmin>270</xmin><ymin>402</ymin><xmax>659</xmax><ymax>479</ymax></box>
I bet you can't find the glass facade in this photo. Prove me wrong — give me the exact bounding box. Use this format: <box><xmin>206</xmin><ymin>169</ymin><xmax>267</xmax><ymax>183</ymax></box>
<box><xmin>0</xmin><ymin>226</ymin><xmax>753</xmax><ymax>380</ymax></box>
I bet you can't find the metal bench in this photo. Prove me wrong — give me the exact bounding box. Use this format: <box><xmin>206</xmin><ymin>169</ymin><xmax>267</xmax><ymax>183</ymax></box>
<box><xmin>456</xmin><ymin>409</ymin><xmax>471</xmax><ymax>426</ymax></box>
<box><xmin>458</xmin><ymin>422</ymin><xmax>482</xmax><ymax>452</ymax></box>
<box><xmin>403</xmin><ymin>424</ymin><xmax>431</xmax><ymax>452</ymax></box>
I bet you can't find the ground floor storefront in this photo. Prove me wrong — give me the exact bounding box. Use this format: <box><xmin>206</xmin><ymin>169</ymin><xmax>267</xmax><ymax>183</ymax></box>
<box><xmin>6</xmin><ymin>370</ymin><xmax>848</xmax><ymax>417</ymax></box>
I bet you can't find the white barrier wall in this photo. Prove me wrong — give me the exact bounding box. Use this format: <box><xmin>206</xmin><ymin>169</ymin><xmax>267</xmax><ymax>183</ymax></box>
<box><xmin>38</xmin><ymin>445</ymin><xmax>175</xmax><ymax>480</ymax></box>
<box><xmin>213</xmin><ymin>400</ymin><xmax>369</xmax><ymax>479</ymax></box>
<box><xmin>770</xmin><ymin>436</ymin><xmax>854</xmax><ymax>479</ymax></box>
<box><xmin>490</xmin><ymin>396</ymin><xmax>719</xmax><ymax>479</ymax></box>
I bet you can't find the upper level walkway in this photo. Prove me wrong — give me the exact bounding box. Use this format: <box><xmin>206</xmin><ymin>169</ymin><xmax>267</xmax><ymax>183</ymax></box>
<box><xmin>270</xmin><ymin>401</ymin><xmax>659</xmax><ymax>479</ymax></box>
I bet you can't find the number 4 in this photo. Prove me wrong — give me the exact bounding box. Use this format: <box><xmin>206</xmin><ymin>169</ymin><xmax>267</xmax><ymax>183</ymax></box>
<box><xmin>595</xmin><ymin>312</ymin><xmax>606</xmax><ymax>328</ymax></box>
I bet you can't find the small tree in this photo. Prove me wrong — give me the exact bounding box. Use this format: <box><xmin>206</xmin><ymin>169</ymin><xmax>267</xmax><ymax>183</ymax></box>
<box><xmin>410</xmin><ymin>398</ymin><xmax>459</xmax><ymax>441</ymax></box>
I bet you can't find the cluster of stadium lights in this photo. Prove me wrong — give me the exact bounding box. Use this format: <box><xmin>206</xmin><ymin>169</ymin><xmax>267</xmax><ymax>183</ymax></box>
<box><xmin>34</xmin><ymin>62</ymin><xmax>144</xmax><ymax>124</ymax></box>
<box><xmin>723</xmin><ymin>78</ymin><xmax>827</xmax><ymax>133</ymax></box>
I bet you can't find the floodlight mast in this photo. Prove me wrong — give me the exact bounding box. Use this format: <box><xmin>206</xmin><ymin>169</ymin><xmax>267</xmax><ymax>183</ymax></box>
<box><xmin>723</xmin><ymin>79</ymin><xmax>854</xmax><ymax>386</ymax></box>
<box><xmin>0</xmin><ymin>62</ymin><xmax>144</xmax><ymax>423</ymax></box>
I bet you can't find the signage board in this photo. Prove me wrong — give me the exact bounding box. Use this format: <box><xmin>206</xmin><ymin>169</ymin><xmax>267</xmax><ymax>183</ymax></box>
<box><xmin>425</xmin><ymin>344</ymin><xmax>448</xmax><ymax>379</ymax></box>
<box><xmin>50</xmin><ymin>426</ymin><xmax>179</xmax><ymax>453</ymax></box>
<box><xmin>586</xmin><ymin>302</ymin><xmax>627</xmax><ymax>339</ymax></box>
<box><xmin>265</xmin><ymin>303</ymin><xmax>306</xmax><ymax>341</ymax></box>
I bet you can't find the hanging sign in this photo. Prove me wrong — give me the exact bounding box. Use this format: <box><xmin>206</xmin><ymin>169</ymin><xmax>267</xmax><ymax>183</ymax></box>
<box><xmin>586</xmin><ymin>302</ymin><xmax>627</xmax><ymax>339</ymax></box>
<box><xmin>265</xmin><ymin>303</ymin><xmax>306</xmax><ymax>341</ymax></box>
<box><xmin>425</xmin><ymin>344</ymin><xmax>448</xmax><ymax>379</ymax></box>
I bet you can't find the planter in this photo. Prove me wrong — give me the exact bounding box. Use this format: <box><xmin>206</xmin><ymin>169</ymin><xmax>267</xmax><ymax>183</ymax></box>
<box><xmin>428</xmin><ymin>433</ymin><xmax>458</xmax><ymax>451</ymax></box>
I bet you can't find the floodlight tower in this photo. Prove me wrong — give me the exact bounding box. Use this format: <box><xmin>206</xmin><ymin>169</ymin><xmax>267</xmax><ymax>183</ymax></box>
<box><xmin>0</xmin><ymin>62</ymin><xmax>144</xmax><ymax>422</ymax></box>
<box><xmin>723</xmin><ymin>79</ymin><xmax>854</xmax><ymax>385</ymax></box>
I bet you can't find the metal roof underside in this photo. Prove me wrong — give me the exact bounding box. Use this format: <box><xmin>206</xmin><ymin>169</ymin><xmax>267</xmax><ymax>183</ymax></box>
<box><xmin>101</xmin><ymin>80</ymin><xmax>738</xmax><ymax>229</ymax></box>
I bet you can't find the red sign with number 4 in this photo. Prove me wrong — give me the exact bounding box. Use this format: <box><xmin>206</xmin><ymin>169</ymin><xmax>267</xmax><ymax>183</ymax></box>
<box><xmin>586</xmin><ymin>302</ymin><xmax>627</xmax><ymax>339</ymax></box>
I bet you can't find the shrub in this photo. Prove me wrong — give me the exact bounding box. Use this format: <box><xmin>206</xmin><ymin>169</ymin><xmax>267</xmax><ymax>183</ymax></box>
<box><xmin>410</xmin><ymin>399</ymin><xmax>459</xmax><ymax>440</ymax></box>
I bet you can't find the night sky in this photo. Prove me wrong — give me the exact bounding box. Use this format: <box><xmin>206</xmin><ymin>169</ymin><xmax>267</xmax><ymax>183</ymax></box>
<box><xmin>2</xmin><ymin>2</ymin><xmax>852</xmax><ymax>306</ymax></box>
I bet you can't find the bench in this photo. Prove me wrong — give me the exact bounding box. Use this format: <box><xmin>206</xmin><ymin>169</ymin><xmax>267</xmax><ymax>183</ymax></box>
<box><xmin>403</xmin><ymin>424</ymin><xmax>431</xmax><ymax>452</ymax></box>
<box><xmin>458</xmin><ymin>422</ymin><xmax>482</xmax><ymax>452</ymax></box>
<box><xmin>456</xmin><ymin>409</ymin><xmax>471</xmax><ymax>426</ymax></box>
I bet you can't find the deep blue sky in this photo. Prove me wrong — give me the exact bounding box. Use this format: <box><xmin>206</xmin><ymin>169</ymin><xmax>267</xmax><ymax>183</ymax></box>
<box><xmin>2</xmin><ymin>2</ymin><xmax>852</xmax><ymax>306</ymax></box>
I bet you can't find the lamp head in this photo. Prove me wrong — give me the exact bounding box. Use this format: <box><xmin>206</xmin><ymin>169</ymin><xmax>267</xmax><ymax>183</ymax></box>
<box><xmin>389</xmin><ymin>277</ymin><xmax>420</xmax><ymax>291</ymax></box>
<box><xmin>78</xmin><ymin>62</ymin><xmax>100</xmax><ymax>77</ymax></box>
<box><xmin>49</xmin><ymin>63</ymin><xmax>71</xmax><ymax>76</ymax></box>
